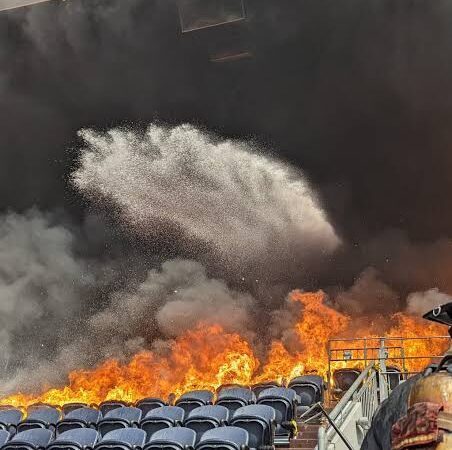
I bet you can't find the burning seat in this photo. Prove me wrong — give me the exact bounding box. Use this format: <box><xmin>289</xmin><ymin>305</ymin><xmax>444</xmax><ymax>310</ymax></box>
<box><xmin>230</xmin><ymin>404</ymin><xmax>275</xmax><ymax>449</ymax></box>
<box><xmin>135</xmin><ymin>399</ymin><xmax>167</xmax><ymax>417</ymax></box>
<box><xmin>94</xmin><ymin>429</ymin><xmax>146</xmax><ymax>450</ymax></box>
<box><xmin>2</xmin><ymin>429</ymin><xmax>53</xmax><ymax>450</ymax></box>
<box><xmin>288</xmin><ymin>375</ymin><xmax>325</xmax><ymax>415</ymax></box>
<box><xmin>250</xmin><ymin>382</ymin><xmax>280</xmax><ymax>398</ymax></box>
<box><xmin>56</xmin><ymin>408</ymin><xmax>102</xmax><ymax>435</ymax></box>
<box><xmin>98</xmin><ymin>402</ymin><xmax>129</xmax><ymax>417</ymax></box>
<box><xmin>195</xmin><ymin>426</ymin><xmax>249</xmax><ymax>450</ymax></box>
<box><xmin>143</xmin><ymin>427</ymin><xmax>196</xmax><ymax>450</ymax></box>
<box><xmin>257</xmin><ymin>388</ymin><xmax>299</xmax><ymax>445</ymax></box>
<box><xmin>183</xmin><ymin>405</ymin><xmax>229</xmax><ymax>442</ymax></box>
<box><xmin>139</xmin><ymin>406</ymin><xmax>185</xmax><ymax>441</ymax></box>
<box><xmin>385</xmin><ymin>366</ymin><xmax>403</xmax><ymax>391</ymax></box>
<box><xmin>0</xmin><ymin>407</ymin><xmax>23</xmax><ymax>434</ymax></box>
<box><xmin>47</xmin><ymin>428</ymin><xmax>99</xmax><ymax>450</ymax></box>
<box><xmin>97</xmin><ymin>407</ymin><xmax>142</xmax><ymax>436</ymax></box>
<box><xmin>17</xmin><ymin>405</ymin><xmax>62</xmax><ymax>433</ymax></box>
<box><xmin>216</xmin><ymin>388</ymin><xmax>256</xmax><ymax>415</ymax></box>
<box><xmin>61</xmin><ymin>405</ymin><xmax>90</xmax><ymax>416</ymax></box>
<box><xmin>175</xmin><ymin>391</ymin><xmax>214</xmax><ymax>416</ymax></box>
<box><xmin>332</xmin><ymin>369</ymin><xmax>361</xmax><ymax>399</ymax></box>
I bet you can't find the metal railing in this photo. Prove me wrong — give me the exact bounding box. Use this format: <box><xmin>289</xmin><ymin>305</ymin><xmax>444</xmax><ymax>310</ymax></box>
<box><xmin>317</xmin><ymin>362</ymin><xmax>378</xmax><ymax>450</ymax></box>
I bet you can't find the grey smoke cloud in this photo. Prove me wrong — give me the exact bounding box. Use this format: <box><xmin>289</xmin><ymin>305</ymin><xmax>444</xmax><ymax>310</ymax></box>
<box><xmin>406</xmin><ymin>288</ymin><xmax>452</xmax><ymax>316</ymax></box>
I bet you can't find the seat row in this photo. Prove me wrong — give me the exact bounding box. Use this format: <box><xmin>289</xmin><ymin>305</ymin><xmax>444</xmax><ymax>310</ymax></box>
<box><xmin>0</xmin><ymin>425</ymin><xmax>257</xmax><ymax>450</ymax></box>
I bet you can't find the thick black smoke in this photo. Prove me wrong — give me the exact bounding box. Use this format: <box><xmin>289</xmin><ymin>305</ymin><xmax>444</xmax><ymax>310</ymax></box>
<box><xmin>2</xmin><ymin>0</ymin><xmax>452</xmax><ymax>392</ymax></box>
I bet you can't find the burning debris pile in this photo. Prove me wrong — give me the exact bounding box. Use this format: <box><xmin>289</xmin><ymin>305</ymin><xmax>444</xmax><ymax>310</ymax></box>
<box><xmin>0</xmin><ymin>291</ymin><xmax>446</xmax><ymax>408</ymax></box>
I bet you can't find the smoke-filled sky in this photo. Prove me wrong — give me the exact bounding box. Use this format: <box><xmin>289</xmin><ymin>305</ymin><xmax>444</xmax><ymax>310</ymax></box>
<box><xmin>2</xmin><ymin>0</ymin><xmax>452</xmax><ymax>392</ymax></box>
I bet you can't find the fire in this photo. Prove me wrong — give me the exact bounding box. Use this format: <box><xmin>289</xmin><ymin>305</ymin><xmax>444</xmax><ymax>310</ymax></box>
<box><xmin>0</xmin><ymin>291</ymin><xmax>448</xmax><ymax>408</ymax></box>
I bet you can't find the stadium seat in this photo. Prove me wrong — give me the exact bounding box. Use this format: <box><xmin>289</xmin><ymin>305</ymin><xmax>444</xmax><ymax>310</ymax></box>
<box><xmin>288</xmin><ymin>375</ymin><xmax>325</xmax><ymax>413</ymax></box>
<box><xmin>385</xmin><ymin>366</ymin><xmax>402</xmax><ymax>391</ymax></box>
<box><xmin>47</xmin><ymin>428</ymin><xmax>99</xmax><ymax>450</ymax></box>
<box><xmin>184</xmin><ymin>405</ymin><xmax>229</xmax><ymax>442</ymax></box>
<box><xmin>94</xmin><ymin>429</ymin><xmax>146</xmax><ymax>450</ymax></box>
<box><xmin>61</xmin><ymin>405</ymin><xmax>89</xmax><ymax>416</ymax></box>
<box><xmin>332</xmin><ymin>369</ymin><xmax>361</xmax><ymax>399</ymax></box>
<box><xmin>144</xmin><ymin>427</ymin><xmax>196</xmax><ymax>450</ymax></box>
<box><xmin>56</xmin><ymin>408</ymin><xmax>102</xmax><ymax>435</ymax></box>
<box><xmin>139</xmin><ymin>406</ymin><xmax>185</xmax><ymax>441</ymax></box>
<box><xmin>216</xmin><ymin>388</ymin><xmax>256</xmax><ymax>414</ymax></box>
<box><xmin>135</xmin><ymin>399</ymin><xmax>167</xmax><ymax>417</ymax></box>
<box><xmin>231</xmin><ymin>405</ymin><xmax>275</xmax><ymax>449</ymax></box>
<box><xmin>257</xmin><ymin>388</ymin><xmax>299</xmax><ymax>444</ymax></box>
<box><xmin>0</xmin><ymin>430</ymin><xmax>10</xmax><ymax>446</ymax></box>
<box><xmin>251</xmin><ymin>382</ymin><xmax>280</xmax><ymax>398</ymax></box>
<box><xmin>97</xmin><ymin>407</ymin><xmax>142</xmax><ymax>436</ymax></box>
<box><xmin>17</xmin><ymin>406</ymin><xmax>61</xmax><ymax>433</ymax></box>
<box><xmin>98</xmin><ymin>402</ymin><xmax>129</xmax><ymax>417</ymax></box>
<box><xmin>195</xmin><ymin>426</ymin><xmax>249</xmax><ymax>450</ymax></box>
<box><xmin>2</xmin><ymin>429</ymin><xmax>53</xmax><ymax>450</ymax></box>
<box><xmin>175</xmin><ymin>391</ymin><xmax>214</xmax><ymax>416</ymax></box>
<box><xmin>0</xmin><ymin>407</ymin><xmax>23</xmax><ymax>433</ymax></box>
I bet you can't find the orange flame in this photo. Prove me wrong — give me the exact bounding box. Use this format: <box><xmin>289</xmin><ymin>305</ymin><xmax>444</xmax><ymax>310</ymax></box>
<box><xmin>0</xmin><ymin>291</ymin><xmax>448</xmax><ymax>408</ymax></box>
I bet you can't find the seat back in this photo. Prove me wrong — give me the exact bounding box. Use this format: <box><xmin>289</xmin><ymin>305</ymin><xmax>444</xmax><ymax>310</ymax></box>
<box><xmin>18</xmin><ymin>406</ymin><xmax>61</xmax><ymax>433</ymax></box>
<box><xmin>257</xmin><ymin>388</ymin><xmax>298</xmax><ymax>423</ymax></box>
<box><xmin>48</xmin><ymin>428</ymin><xmax>99</xmax><ymax>450</ymax></box>
<box><xmin>62</xmin><ymin>405</ymin><xmax>89</xmax><ymax>415</ymax></box>
<box><xmin>95</xmin><ymin>428</ymin><xmax>146</xmax><ymax>450</ymax></box>
<box><xmin>145</xmin><ymin>427</ymin><xmax>196</xmax><ymax>450</ymax></box>
<box><xmin>0</xmin><ymin>408</ymin><xmax>23</xmax><ymax>432</ymax></box>
<box><xmin>184</xmin><ymin>405</ymin><xmax>228</xmax><ymax>443</ymax></box>
<box><xmin>140</xmin><ymin>407</ymin><xmax>184</xmax><ymax>441</ymax></box>
<box><xmin>4</xmin><ymin>428</ymin><xmax>53</xmax><ymax>450</ymax></box>
<box><xmin>196</xmin><ymin>426</ymin><xmax>248</xmax><ymax>450</ymax></box>
<box><xmin>0</xmin><ymin>430</ymin><xmax>11</xmax><ymax>446</ymax></box>
<box><xmin>216</xmin><ymin>388</ymin><xmax>255</xmax><ymax>415</ymax></box>
<box><xmin>288</xmin><ymin>375</ymin><xmax>324</xmax><ymax>405</ymax></box>
<box><xmin>98</xmin><ymin>402</ymin><xmax>128</xmax><ymax>417</ymax></box>
<box><xmin>231</xmin><ymin>405</ymin><xmax>275</xmax><ymax>449</ymax></box>
<box><xmin>175</xmin><ymin>391</ymin><xmax>213</xmax><ymax>417</ymax></box>
<box><xmin>98</xmin><ymin>408</ymin><xmax>142</xmax><ymax>436</ymax></box>
<box><xmin>56</xmin><ymin>408</ymin><xmax>102</xmax><ymax>435</ymax></box>
<box><xmin>135</xmin><ymin>400</ymin><xmax>166</xmax><ymax>418</ymax></box>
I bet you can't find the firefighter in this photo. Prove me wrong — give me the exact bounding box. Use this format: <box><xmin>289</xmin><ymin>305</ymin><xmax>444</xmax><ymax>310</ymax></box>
<box><xmin>361</xmin><ymin>302</ymin><xmax>452</xmax><ymax>450</ymax></box>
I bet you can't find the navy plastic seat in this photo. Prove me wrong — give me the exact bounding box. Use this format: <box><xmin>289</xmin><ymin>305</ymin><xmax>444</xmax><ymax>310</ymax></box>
<box><xmin>17</xmin><ymin>406</ymin><xmax>61</xmax><ymax>433</ymax></box>
<box><xmin>98</xmin><ymin>408</ymin><xmax>142</xmax><ymax>436</ymax></box>
<box><xmin>135</xmin><ymin>400</ymin><xmax>167</xmax><ymax>418</ymax></box>
<box><xmin>216</xmin><ymin>388</ymin><xmax>256</xmax><ymax>415</ymax></box>
<box><xmin>98</xmin><ymin>403</ymin><xmax>129</xmax><ymax>417</ymax></box>
<box><xmin>257</xmin><ymin>388</ymin><xmax>299</xmax><ymax>443</ymax></box>
<box><xmin>250</xmin><ymin>383</ymin><xmax>279</xmax><ymax>398</ymax></box>
<box><xmin>144</xmin><ymin>427</ymin><xmax>196</xmax><ymax>450</ymax></box>
<box><xmin>175</xmin><ymin>391</ymin><xmax>213</xmax><ymax>416</ymax></box>
<box><xmin>332</xmin><ymin>369</ymin><xmax>360</xmax><ymax>400</ymax></box>
<box><xmin>288</xmin><ymin>375</ymin><xmax>324</xmax><ymax>407</ymax></box>
<box><xmin>0</xmin><ymin>430</ymin><xmax>11</xmax><ymax>446</ymax></box>
<box><xmin>184</xmin><ymin>406</ymin><xmax>229</xmax><ymax>442</ymax></box>
<box><xmin>57</xmin><ymin>408</ymin><xmax>102</xmax><ymax>435</ymax></box>
<box><xmin>62</xmin><ymin>405</ymin><xmax>89</xmax><ymax>416</ymax></box>
<box><xmin>0</xmin><ymin>407</ymin><xmax>23</xmax><ymax>433</ymax></box>
<box><xmin>47</xmin><ymin>428</ymin><xmax>99</xmax><ymax>450</ymax></box>
<box><xmin>139</xmin><ymin>407</ymin><xmax>184</xmax><ymax>441</ymax></box>
<box><xmin>196</xmin><ymin>426</ymin><xmax>248</xmax><ymax>450</ymax></box>
<box><xmin>231</xmin><ymin>405</ymin><xmax>275</xmax><ymax>449</ymax></box>
<box><xmin>94</xmin><ymin>429</ymin><xmax>146</xmax><ymax>450</ymax></box>
<box><xmin>3</xmin><ymin>428</ymin><xmax>53</xmax><ymax>450</ymax></box>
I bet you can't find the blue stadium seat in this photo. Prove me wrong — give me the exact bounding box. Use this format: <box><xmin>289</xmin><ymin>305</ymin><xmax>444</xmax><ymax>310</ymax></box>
<box><xmin>17</xmin><ymin>406</ymin><xmax>62</xmax><ymax>433</ymax></box>
<box><xmin>0</xmin><ymin>407</ymin><xmax>23</xmax><ymax>434</ymax></box>
<box><xmin>144</xmin><ymin>427</ymin><xmax>196</xmax><ymax>450</ymax></box>
<box><xmin>135</xmin><ymin>399</ymin><xmax>167</xmax><ymax>418</ymax></box>
<box><xmin>257</xmin><ymin>388</ymin><xmax>299</xmax><ymax>444</ymax></box>
<box><xmin>184</xmin><ymin>405</ymin><xmax>229</xmax><ymax>442</ymax></box>
<box><xmin>195</xmin><ymin>426</ymin><xmax>249</xmax><ymax>450</ymax></box>
<box><xmin>0</xmin><ymin>430</ymin><xmax>11</xmax><ymax>446</ymax></box>
<box><xmin>250</xmin><ymin>382</ymin><xmax>280</xmax><ymax>398</ymax></box>
<box><xmin>47</xmin><ymin>428</ymin><xmax>99</xmax><ymax>450</ymax></box>
<box><xmin>139</xmin><ymin>406</ymin><xmax>185</xmax><ymax>441</ymax></box>
<box><xmin>175</xmin><ymin>391</ymin><xmax>213</xmax><ymax>416</ymax></box>
<box><xmin>61</xmin><ymin>405</ymin><xmax>89</xmax><ymax>416</ymax></box>
<box><xmin>98</xmin><ymin>402</ymin><xmax>129</xmax><ymax>417</ymax></box>
<box><xmin>231</xmin><ymin>405</ymin><xmax>275</xmax><ymax>449</ymax></box>
<box><xmin>288</xmin><ymin>375</ymin><xmax>325</xmax><ymax>409</ymax></box>
<box><xmin>216</xmin><ymin>388</ymin><xmax>256</xmax><ymax>415</ymax></box>
<box><xmin>94</xmin><ymin>429</ymin><xmax>146</xmax><ymax>450</ymax></box>
<box><xmin>97</xmin><ymin>407</ymin><xmax>142</xmax><ymax>436</ymax></box>
<box><xmin>3</xmin><ymin>428</ymin><xmax>53</xmax><ymax>450</ymax></box>
<box><xmin>56</xmin><ymin>408</ymin><xmax>102</xmax><ymax>435</ymax></box>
